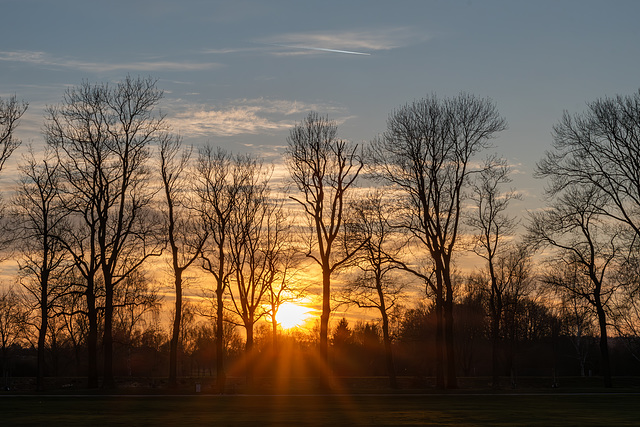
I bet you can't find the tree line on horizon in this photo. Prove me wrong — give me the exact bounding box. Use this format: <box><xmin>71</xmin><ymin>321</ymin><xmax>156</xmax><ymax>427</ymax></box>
<box><xmin>1</xmin><ymin>76</ymin><xmax>639</xmax><ymax>391</ymax></box>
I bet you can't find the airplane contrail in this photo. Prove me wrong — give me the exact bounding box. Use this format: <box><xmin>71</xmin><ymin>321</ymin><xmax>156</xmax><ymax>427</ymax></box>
<box><xmin>265</xmin><ymin>43</ymin><xmax>371</xmax><ymax>56</ymax></box>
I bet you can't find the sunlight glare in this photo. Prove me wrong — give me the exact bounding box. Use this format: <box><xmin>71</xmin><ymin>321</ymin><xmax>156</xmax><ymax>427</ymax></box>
<box><xmin>276</xmin><ymin>302</ymin><xmax>312</xmax><ymax>330</ymax></box>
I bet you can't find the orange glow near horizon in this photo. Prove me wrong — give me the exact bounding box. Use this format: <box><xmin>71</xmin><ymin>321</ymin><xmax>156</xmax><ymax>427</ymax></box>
<box><xmin>276</xmin><ymin>302</ymin><xmax>313</xmax><ymax>330</ymax></box>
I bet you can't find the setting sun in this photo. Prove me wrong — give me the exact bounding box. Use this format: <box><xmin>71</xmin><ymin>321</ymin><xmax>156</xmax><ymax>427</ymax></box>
<box><xmin>276</xmin><ymin>302</ymin><xmax>313</xmax><ymax>330</ymax></box>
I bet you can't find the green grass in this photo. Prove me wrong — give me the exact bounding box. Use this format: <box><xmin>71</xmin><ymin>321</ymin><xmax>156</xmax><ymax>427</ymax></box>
<box><xmin>1</xmin><ymin>394</ymin><xmax>639</xmax><ymax>426</ymax></box>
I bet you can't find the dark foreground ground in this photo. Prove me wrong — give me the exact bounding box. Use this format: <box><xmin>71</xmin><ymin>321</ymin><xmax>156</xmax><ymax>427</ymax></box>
<box><xmin>6</xmin><ymin>375</ymin><xmax>640</xmax><ymax>395</ymax></box>
<box><xmin>1</xmin><ymin>393</ymin><xmax>639</xmax><ymax>426</ymax></box>
<box><xmin>3</xmin><ymin>377</ymin><xmax>640</xmax><ymax>426</ymax></box>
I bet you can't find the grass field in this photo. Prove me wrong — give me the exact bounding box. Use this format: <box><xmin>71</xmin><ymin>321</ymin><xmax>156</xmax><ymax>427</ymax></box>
<box><xmin>1</xmin><ymin>393</ymin><xmax>639</xmax><ymax>426</ymax></box>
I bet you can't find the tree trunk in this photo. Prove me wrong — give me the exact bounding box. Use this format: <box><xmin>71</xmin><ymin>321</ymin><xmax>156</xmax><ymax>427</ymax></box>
<box><xmin>216</xmin><ymin>283</ymin><xmax>226</xmax><ymax>393</ymax></box>
<box><xmin>319</xmin><ymin>266</ymin><xmax>331</xmax><ymax>365</ymax></box>
<box><xmin>376</xmin><ymin>274</ymin><xmax>397</xmax><ymax>389</ymax></box>
<box><xmin>595</xmin><ymin>300</ymin><xmax>612</xmax><ymax>388</ymax></box>
<box><xmin>271</xmin><ymin>305</ymin><xmax>278</xmax><ymax>352</ymax></box>
<box><xmin>490</xmin><ymin>280</ymin><xmax>502</xmax><ymax>389</ymax></box>
<box><xmin>36</xmin><ymin>317</ymin><xmax>47</xmax><ymax>391</ymax></box>
<box><xmin>102</xmin><ymin>278</ymin><xmax>115</xmax><ymax>389</ymax></box>
<box><xmin>37</xmin><ymin>275</ymin><xmax>48</xmax><ymax>391</ymax></box>
<box><xmin>86</xmin><ymin>285</ymin><xmax>99</xmax><ymax>389</ymax></box>
<box><xmin>435</xmin><ymin>278</ymin><xmax>445</xmax><ymax>390</ymax></box>
<box><xmin>444</xmin><ymin>280</ymin><xmax>457</xmax><ymax>389</ymax></box>
<box><xmin>169</xmin><ymin>271</ymin><xmax>183</xmax><ymax>388</ymax></box>
<box><xmin>245</xmin><ymin>321</ymin><xmax>254</xmax><ymax>386</ymax></box>
<box><xmin>380</xmin><ymin>309</ymin><xmax>397</xmax><ymax>389</ymax></box>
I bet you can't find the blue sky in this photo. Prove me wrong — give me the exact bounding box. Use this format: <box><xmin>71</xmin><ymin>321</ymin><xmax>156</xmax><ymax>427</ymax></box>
<box><xmin>2</xmin><ymin>0</ymin><xmax>640</xmax><ymax>216</ymax></box>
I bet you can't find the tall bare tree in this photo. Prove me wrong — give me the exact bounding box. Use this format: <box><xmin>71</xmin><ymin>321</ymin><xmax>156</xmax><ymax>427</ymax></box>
<box><xmin>45</xmin><ymin>76</ymin><xmax>165</xmax><ymax>388</ymax></box>
<box><xmin>14</xmin><ymin>148</ymin><xmax>71</xmax><ymax>390</ymax></box>
<box><xmin>371</xmin><ymin>93</ymin><xmax>506</xmax><ymax>389</ymax></box>
<box><xmin>338</xmin><ymin>190</ymin><xmax>405</xmax><ymax>388</ymax></box>
<box><xmin>159</xmin><ymin>134</ymin><xmax>208</xmax><ymax>388</ymax></box>
<box><xmin>467</xmin><ymin>156</ymin><xmax>520</xmax><ymax>388</ymax></box>
<box><xmin>226</xmin><ymin>157</ymin><xmax>271</xmax><ymax>359</ymax></box>
<box><xmin>225</xmin><ymin>160</ymin><xmax>300</xmax><ymax>377</ymax></box>
<box><xmin>285</xmin><ymin>112</ymin><xmax>364</xmax><ymax>364</ymax></box>
<box><xmin>195</xmin><ymin>146</ymin><xmax>249</xmax><ymax>392</ymax></box>
<box><xmin>528</xmin><ymin>186</ymin><xmax>619</xmax><ymax>387</ymax></box>
<box><xmin>536</xmin><ymin>90</ymin><xmax>640</xmax><ymax>384</ymax></box>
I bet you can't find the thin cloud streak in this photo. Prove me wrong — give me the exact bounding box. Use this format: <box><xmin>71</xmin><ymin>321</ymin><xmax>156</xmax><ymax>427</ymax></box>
<box><xmin>0</xmin><ymin>50</ymin><xmax>222</xmax><ymax>72</ymax></box>
<box><xmin>263</xmin><ymin>43</ymin><xmax>370</xmax><ymax>56</ymax></box>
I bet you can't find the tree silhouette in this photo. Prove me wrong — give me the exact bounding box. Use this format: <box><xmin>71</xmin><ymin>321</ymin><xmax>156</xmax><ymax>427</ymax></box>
<box><xmin>339</xmin><ymin>190</ymin><xmax>405</xmax><ymax>388</ymax></box>
<box><xmin>371</xmin><ymin>93</ymin><xmax>507</xmax><ymax>389</ymax></box>
<box><xmin>467</xmin><ymin>156</ymin><xmax>520</xmax><ymax>388</ymax></box>
<box><xmin>285</xmin><ymin>112</ymin><xmax>364</xmax><ymax>365</ymax></box>
<box><xmin>529</xmin><ymin>186</ymin><xmax>619</xmax><ymax>387</ymax></box>
<box><xmin>196</xmin><ymin>146</ymin><xmax>252</xmax><ymax>392</ymax></box>
<box><xmin>14</xmin><ymin>148</ymin><xmax>71</xmax><ymax>390</ymax></box>
<box><xmin>159</xmin><ymin>134</ymin><xmax>207</xmax><ymax>388</ymax></box>
<box><xmin>45</xmin><ymin>76</ymin><xmax>165</xmax><ymax>388</ymax></box>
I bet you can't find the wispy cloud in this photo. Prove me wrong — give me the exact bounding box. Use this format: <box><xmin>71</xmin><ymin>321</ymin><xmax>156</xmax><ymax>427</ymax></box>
<box><xmin>199</xmin><ymin>27</ymin><xmax>431</xmax><ymax>58</ymax></box>
<box><xmin>0</xmin><ymin>50</ymin><xmax>222</xmax><ymax>73</ymax></box>
<box><xmin>167</xmin><ymin>98</ymin><xmax>348</xmax><ymax>137</ymax></box>
<box><xmin>257</xmin><ymin>27</ymin><xmax>431</xmax><ymax>56</ymax></box>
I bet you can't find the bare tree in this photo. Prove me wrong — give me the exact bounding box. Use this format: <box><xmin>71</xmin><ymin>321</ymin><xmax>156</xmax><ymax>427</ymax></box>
<box><xmin>338</xmin><ymin>190</ymin><xmax>405</xmax><ymax>388</ymax></box>
<box><xmin>538</xmin><ymin>90</ymin><xmax>640</xmax><ymax>239</ymax></box>
<box><xmin>195</xmin><ymin>146</ymin><xmax>249</xmax><ymax>392</ymax></box>
<box><xmin>225</xmin><ymin>166</ymin><xmax>306</xmax><ymax>383</ymax></box>
<box><xmin>528</xmin><ymin>186</ymin><xmax>619</xmax><ymax>387</ymax></box>
<box><xmin>50</xmin><ymin>203</ymin><xmax>102</xmax><ymax>387</ymax></box>
<box><xmin>466</xmin><ymin>156</ymin><xmax>520</xmax><ymax>388</ymax></box>
<box><xmin>370</xmin><ymin>93</ymin><xmax>507</xmax><ymax>389</ymax></box>
<box><xmin>45</xmin><ymin>76</ymin><xmax>166</xmax><ymax>388</ymax></box>
<box><xmin>13</xmin><ymin>148</ymin><xmax>72</xmax><ymax>390</ymax></box>
<box><xmin>159</xmin><ymin>134</ymin><xmax>208</xmax><ymax>388</ymax></box>
<box><xmin>285</xmin><ymin>112</ymin><xmax>364</xmax><ymax>364</ymax></box>
<box><xmin>226</xmin><ymin>157</ymin><xmax>271</xmax><ymax>360</ymax></box>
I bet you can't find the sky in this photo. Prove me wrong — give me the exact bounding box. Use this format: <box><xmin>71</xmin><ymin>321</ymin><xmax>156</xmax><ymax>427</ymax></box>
<box><xmin>2</xmin><ymin>0</ymin><xmax>640</xmax><ymax>307</ymax></box>
<box><xmin>3</xmin><ymin>0</ymin><xmax>640</xmax><ymax>193</ymax></box>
